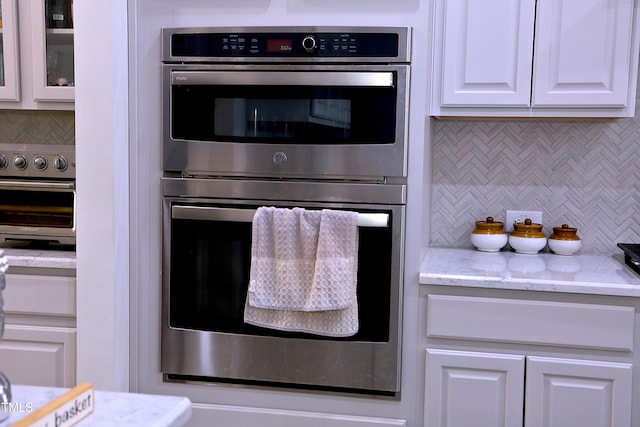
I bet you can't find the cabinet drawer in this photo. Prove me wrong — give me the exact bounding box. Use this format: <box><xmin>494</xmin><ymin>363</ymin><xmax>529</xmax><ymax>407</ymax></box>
<box><xmin>4</xmin><ymin>274</ymin><xmax>76</xmax><ymax>317</ymax></box>
<box><xmin>427</xmin><ymin>295</ymin><xmax>634</xmax><ymax>351</ymax></box>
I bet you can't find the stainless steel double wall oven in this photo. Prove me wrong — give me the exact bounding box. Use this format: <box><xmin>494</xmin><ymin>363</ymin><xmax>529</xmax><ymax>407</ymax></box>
<box><xmin>161</xmin><ymin>26</ymin><xmax>411</xmax><ymax>397</ymax></box>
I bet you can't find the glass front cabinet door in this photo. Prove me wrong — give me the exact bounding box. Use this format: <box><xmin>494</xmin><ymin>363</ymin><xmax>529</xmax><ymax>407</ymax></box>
<box><xmin>0</xmin><ymin>0</ymin><xmax>20</xmax><ymax>101</ymax></box>
<box><xmin>33</xmin><ymin>0</ymin><xmax>74</xmax><ymax>102</ymax></box>
<box><xmin>0</xmin><ymin>0</ymin><xmax>73</xmax><ymax>107</ymax></box>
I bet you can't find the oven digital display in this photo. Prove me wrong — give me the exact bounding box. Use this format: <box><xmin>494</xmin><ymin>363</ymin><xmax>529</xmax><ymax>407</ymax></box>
<box><xmin>266</xmin><ymin>39</ymin><xmax>293</xmax><ymax>53</ymax></box>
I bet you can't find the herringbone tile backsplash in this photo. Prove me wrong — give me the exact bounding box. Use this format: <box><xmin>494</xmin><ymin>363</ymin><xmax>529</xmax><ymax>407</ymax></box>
<box><xmin>431</xmin><ymin>96</ymin><xmax>640</xmax><ymax>254</ymax></box>
<box><xmin>0</xmin><ymin>110</ymin><xmax>75</xmax><ymax>145</ymax></box>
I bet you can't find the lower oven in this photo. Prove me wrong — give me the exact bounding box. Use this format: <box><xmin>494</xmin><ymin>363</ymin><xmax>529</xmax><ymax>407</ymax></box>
<box><xmin>161</xmin><ymin>177</ymin><xmax>405</xmax><ymax>396</ymax></box>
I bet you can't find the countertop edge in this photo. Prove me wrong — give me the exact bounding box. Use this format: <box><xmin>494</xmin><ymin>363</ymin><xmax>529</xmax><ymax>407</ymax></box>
<box><xmin>4</xmin><ymin>385</ymin><xmax>192</xmax><ymax>427</ymax></box>
<box><xmin>0</xmin><ymin>247</ymin><xmax>76</xmax><ymax>270</ymax></box>
<box><xmin>419</xmin><ymin>247</ymin><xmax>640</xmax><ymax>297</ymax></box>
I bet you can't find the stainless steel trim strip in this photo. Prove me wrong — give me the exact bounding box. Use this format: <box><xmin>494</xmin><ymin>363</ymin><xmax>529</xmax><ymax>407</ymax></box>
<box><xmin>0</xmin><ymin>180</ymin><xmax>76</xmax><ymax>190</ymax></box>
<box><xmin>162</xmin><ymin>177</ymin><xmax>406</xmax><ymax>205</ymax></box>
<box><xmin>171</xmin><ymin>71</ymin><xmax>394</xmax><ymax>87</ymax></box>
<box><xmin>172</xmin><ymin>205</ymin><xmax>389</xmax><ymax>227</ymax></box>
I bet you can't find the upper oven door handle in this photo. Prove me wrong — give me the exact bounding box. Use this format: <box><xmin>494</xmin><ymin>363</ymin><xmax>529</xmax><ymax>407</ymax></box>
<box><xmin>172</xmin><ymin>205</ymin><xmax>389</xmax><ymax>228</ymax></box>
<box><xmin>171</xmin><ymin>71</ymin><xmax>395</xmax><ymax>87</ymax></box>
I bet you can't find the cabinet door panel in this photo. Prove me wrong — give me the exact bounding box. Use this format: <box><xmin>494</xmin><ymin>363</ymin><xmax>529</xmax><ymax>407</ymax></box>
<box><xmin>0</xmin><ymin>324</ymin><xmax>76</xmax><ymax>388</ymax></box>
<box><xmin>439</xmin><ymin>0</ymin><xmax>536</xmax><ymax>107</ymax></box>
<box><xmin>425</xmin><ymin>349</ymin><xmax>525</xmax><ymax>427</ymax></box>
<box><xmin>533</xmin><ymin>0</ymin><xmax>634</xmax><ymax>107</ymax></box>
<box><xmin>525</xmin><ymin>356</ymin><xmax>632</xmax><ymax>427</ymax></box>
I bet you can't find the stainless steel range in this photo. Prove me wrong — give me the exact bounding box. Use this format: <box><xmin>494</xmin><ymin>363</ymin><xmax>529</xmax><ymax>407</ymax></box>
<box><xmin>161</xmin><ymin>26</ymin><xmax>411</xmax><ymax>397</ymax></box>
<box><xmin>0</xmin><ymin>144</ymin><xmax>76</xmax><ymax>245</ymax></box>
<box><xmin>617</xmin><ymin>244</ymin><xmax>640</xmax><ymax>275</ymax></box>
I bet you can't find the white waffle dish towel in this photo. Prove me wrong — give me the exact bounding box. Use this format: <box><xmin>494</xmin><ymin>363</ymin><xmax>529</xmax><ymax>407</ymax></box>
<box><xmin>244</xmin><ymin>207</ymin><xmax>360</xmax><ymax>337</ymax></box>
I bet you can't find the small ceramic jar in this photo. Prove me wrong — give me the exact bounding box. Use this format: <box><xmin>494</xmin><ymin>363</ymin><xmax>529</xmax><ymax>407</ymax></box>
<box><xmin>548</xmin><ymin>224</ymin><xmax>581</xmax><ymax>256</ymax></box>
<box><xmin>509</xmin><ymin>218</ymin><xmax>547</xmax><ymax>254</ymax></box>
<box><xmin>470</xmin><ymin>216</ymin><xmax>508</xmax><ymax>252</ymax></box>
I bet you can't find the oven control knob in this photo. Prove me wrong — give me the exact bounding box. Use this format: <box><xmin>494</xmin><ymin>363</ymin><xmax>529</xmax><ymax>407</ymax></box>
<box><xmin>0</xmin><ymin>155</ymin><xmax>6</xmax><ymax>169</ymax></box>
<box><xmin>301</xmin><ymin>35</ymin><xmax>317</xmax><ymax>53</ymax></box>
<box><xmin>13</xmin><ymin>155</ymin><xmax>27</xmax><ymax>170</ymax></box>
<box><xmin>53</xmin><ymin>156</ymin><xmax>68</xmax><ymax>172</ymax></box>
<box><xmin>34</xmin><ymin>156</ymin><xmax>47</xmax><ymax>170</ymax></box>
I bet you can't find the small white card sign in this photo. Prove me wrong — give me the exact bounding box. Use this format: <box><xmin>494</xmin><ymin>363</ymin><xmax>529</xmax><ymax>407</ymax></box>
<box><xmin>11</xmin><ymin>383</ymin><xmax>94</xmax><ymax>427</ymax></box>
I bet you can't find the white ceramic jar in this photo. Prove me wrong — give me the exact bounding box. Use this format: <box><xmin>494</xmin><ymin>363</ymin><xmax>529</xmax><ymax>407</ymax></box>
<box><xmin>470</xmin><ymin>217</ymin><xmax>508</xmax><ymax>252</ymax></box>
<box><xmin>548</xmin><ymin>224</ymin><xmax>581</xmax><ymax>256</ymax></box>
<box><xmin>508</xmin><ymin>218</ymin><xmax>547</xmax><ymax>254</ymax></box>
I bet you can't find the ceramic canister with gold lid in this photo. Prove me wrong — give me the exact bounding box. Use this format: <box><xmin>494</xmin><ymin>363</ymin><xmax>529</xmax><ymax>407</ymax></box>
<box><xmin>470</xmin><ymin>216</ymin><xmax>508</xmax><ymax>252</ymax></box>
<box><xmin>548</xmin><ymin>224</ymin><xmax>581</xmax><ymax>255</ymax></box>
<box><xmin>509</xmin><ymin>218</ymin><xmax>547</xmax><ymax>254</ymax></box>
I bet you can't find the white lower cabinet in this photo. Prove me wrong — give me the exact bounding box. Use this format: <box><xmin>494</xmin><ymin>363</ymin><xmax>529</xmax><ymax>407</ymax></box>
<box><xmin>0</xmin><ymin>272</ymin><xmax>76</xmax><ymax>388</ymax></box>
<box><xmin>525</xmin><ymin>356</ymin><xmax>632</xmax><ymax>427</ymax></box>
<box><xmin>425</xmin><ymin>349</ymin><xmax>525</xmax><ymax>427</ymax></box>
<box><xmin>425</xmin><ymin>349</ymin><xmax>632</xmax><ymax>427</ymax></box>
<box><xmin>423</xmin><ymin>290</ymin><xmax>637</xmax><ymax>427</ymax></box>
<box><xmin>0</xmin><ymin>324</ymin><xmax>76</xmax><ymax>387</ymax></box>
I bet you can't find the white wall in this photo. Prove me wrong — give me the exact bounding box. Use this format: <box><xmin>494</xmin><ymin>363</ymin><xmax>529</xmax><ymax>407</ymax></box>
<box><xmin>75</xmin><ymin>0</ymin><xmax>130</xmax><ymax>391</ymax></box>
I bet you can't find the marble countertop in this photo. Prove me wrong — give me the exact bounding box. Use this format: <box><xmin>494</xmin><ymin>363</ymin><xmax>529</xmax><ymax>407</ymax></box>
<box><xmin>1</xmin><ymin>385</ymin><xmax>191</xmax><ymax>426</ymax></box>
<box><xmin>0</xmin><ymin>241</ymin><xmax>76</xmax><ymax>270</ymax></box>
<box><xmin>420</xmin><ymin>247</ymin><xmax>640</xmax><ymax>297</ymax></box>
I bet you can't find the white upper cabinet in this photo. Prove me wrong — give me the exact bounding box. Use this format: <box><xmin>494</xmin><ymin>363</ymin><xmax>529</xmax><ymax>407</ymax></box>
<box><xmin>431</xmin><ymin>0</ymin><xmax>640</xmax><ymax>117</ymax></box>
<box><xmin>0</xmin><ymin>0</ymin><xmax>20</xmax><ymax>101</ymax></box>
<box><xmin>30</xmin><ymin>0</ymin><xmax>75</xmax><ymax>103</ymax></box>
<box><xmin>438</xmin><ymin>0</ymin><xmax>536</xmax><ymax>108</ymax></box>
<box><xmin>533</xmin><ymin>0</ymin><xmax>634</xmax><ymax>108</ymax></box>
<box><xmin>0</xmin><ymin>0</ymin><xmax>74</xmax><ymax>109</ymax></box>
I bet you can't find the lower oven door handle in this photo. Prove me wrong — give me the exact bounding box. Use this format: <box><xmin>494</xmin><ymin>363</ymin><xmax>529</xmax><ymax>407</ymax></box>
<box><xmin>172</xmin><ymin>205</ymin><xmax>389</xmax><ymax>228</ymax></box>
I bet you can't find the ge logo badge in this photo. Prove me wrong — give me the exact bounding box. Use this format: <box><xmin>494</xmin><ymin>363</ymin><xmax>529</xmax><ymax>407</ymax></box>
<box><xmin>272</xmin><ymin>151</ymin><xmax>288</xmax><ymax>166</ymax></box>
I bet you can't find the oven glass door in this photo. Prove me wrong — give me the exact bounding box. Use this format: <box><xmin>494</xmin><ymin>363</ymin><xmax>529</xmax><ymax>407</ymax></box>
<box><xmin>168</xmin><ymin>69</ymin><xmax>402</xmax><ymax>145</ymax></box>
<box><xmin>0</xmin><ymin>186</ymin><xmax>74</xmax><ymax>228</ymax></box>
<box><xmin>168</xmin><ymin>202</ymin><xmax>393</xmax><ymax>342</ymax></box>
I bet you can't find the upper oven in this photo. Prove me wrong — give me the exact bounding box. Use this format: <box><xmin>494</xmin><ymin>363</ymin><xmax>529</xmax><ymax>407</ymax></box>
<box><xmin>162</xmin><ymin>26</ymin><xmax>411</xmax><ymax>181</ymax></box>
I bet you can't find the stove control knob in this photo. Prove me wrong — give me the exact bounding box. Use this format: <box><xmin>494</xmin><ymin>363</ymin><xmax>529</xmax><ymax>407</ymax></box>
<box><xmin>34</xmin><ymin>156</ymin><xmax>47</xmax><ymax>170</ymax></box>
<box><xmin>302</xmin><ymin>35</ymin><xmax>317</xmax><ymax>53</ymax></box>
<box><xmin>53</xmin><ymin>156</ymin><xmax>68</xmax><ymax>172</ymax></box>
<box><xmin>0</xmin><ymin>155</ymin><xmax>7</xmax><ymax>169</ymax></box>
<box><xmin>14</xmin><ymin>155</ymin><xmax>27</xmax><ymax>170</ymax></box>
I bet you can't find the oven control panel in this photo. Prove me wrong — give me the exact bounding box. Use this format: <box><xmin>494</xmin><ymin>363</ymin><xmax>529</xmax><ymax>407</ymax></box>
<box><xmin>163</xmin><ymin>27</ymin><xmax>410</xmax><ymax>62</ymax></box>
<box><xmin>0</xmin><ymin>145</ymin><xmax>75</xmax><ymax>179</ymax></box>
